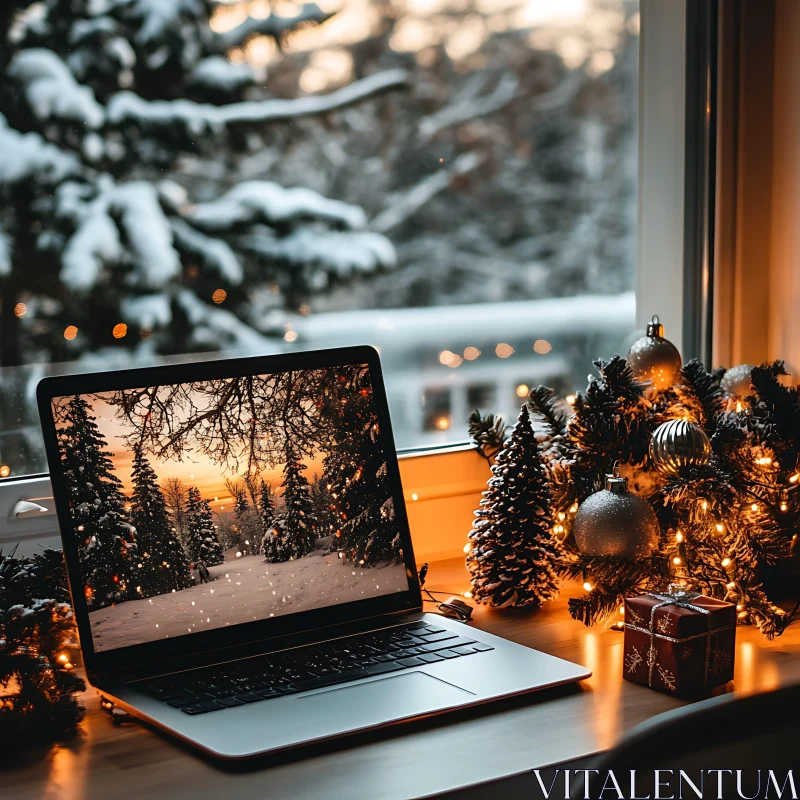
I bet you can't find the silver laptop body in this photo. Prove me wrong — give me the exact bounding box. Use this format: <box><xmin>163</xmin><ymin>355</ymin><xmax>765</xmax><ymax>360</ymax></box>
<box><xmin>37</xmin><ymin>346</ymin><xmax>590</xmax><ymax>760</ymax></box>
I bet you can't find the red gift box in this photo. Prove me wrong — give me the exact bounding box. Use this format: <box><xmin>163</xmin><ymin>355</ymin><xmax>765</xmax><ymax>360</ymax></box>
<box><xmin>623</xmin><ymin>587</ymin><xmax>736</xmax><ymax>698</ymax></box>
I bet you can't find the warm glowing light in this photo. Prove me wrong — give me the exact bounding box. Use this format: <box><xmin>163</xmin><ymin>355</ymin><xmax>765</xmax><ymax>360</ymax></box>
<box><xmin>64</xmin><ymin>325</ymin><xmax>78</xmax><ymax>340</ymax></box>
<box><xmin>57</xmin><ymin>653</ymin><xmax>69</xmax><ymax>663</ymax></box>
<box><xmin>557</xmin><ymin>512</ymin><xmax>566</xmax><ymax>521</ymax></box>
<box><xmin>516</xmin><ymin>384</ymin><xmax>530</xmax><ymax>398</ymax></box>
<box><xmin>756</xmin><ymin>457</ymin><xmax>772</xmax><ymax>466</ymax></box>
<box><xmin>736</xmin><ymin>604</ymin><xmax>743</xmax><ymax>611</ymax></box>
<box><xmin>781</xmin><ymin>502</ymin><xmax>788</xmax><ymax>512</ymax></box>
<box><xmin>13</xmin><ymin>302</ymin><xmax>27</xmax><ymax>318</ymax></box>
<box><xmin>235</xmin><ymin>551</ymin><xmax>243</xmax><ymax>558</ymax></box>
<box><xmin>411</xmin><ymin>493</ymin><xmax>419</xmax><ymax>501</ymax></box>
<box><xmin>569</xmin><ymin>503</ymin><xmax>579</xmax><ymax>514</ymax></box>
<box><xmin>438</xmin><ymin>349</ymin><xmax>463</xmax><ymax>368</ymax></box>
<box><xmin>702</xmin><ymin>500</ymin><xmax>709</xmax><ymax>511</ymax></box>
<box><xmin>751</xmin><ymin>503</ymin><xmax>759</xmax><ymax>512</ymax></box>
<box><xmin>727</xmin><ymin>582</ymin><xmax>735</xmax><ymax>589</ymax></box>
<box><xmin>676</xmin><ymin>531</ymin><xmax>684</xmax><ymax>543</ymax></box>
<box><xmin>212</xmin><ymin>288</ymin><xmax>227</xmax><ymax>304</ymax></box>
<box><xmin>64</xmin><ymin>662</ymin><xmax>74</xmax><ymax>670</ymax></box>
<box><xmin>463</xmin><ymin>543</ymin><xmax>471</xmax><ymax>553</ymax></box>
<box><xmin>735</xmin><ymin>401</ymin><xmax>743</xmax><ymax>413</ymax></box>
<box><xmin>0</xmin><ymin>465</ymin><xmax>9</xmax><ymax>478</ymax></box>
<box><xmin>495</xmin><ymin>342</ymin><xmax>514</xmax><ymax>358</ymax></box>
<box><xmin>619</xmin><ymin>605</ymin><xmax>625</xmax><ymax>616</ymax></box>
<box><xmin>284</xmin><ymin>330</ymin><xmax>298</xmax><ymax>342</ymax></box>
<box><xmin>583</xmin><ymin>581</ymin><xmax>593</xmax><ymax>592</ymax></box>
<box><xmin>566</xmin><ymin>394</ymin><xmax>576</xmax><ymax>405</ymax></box>
<box><xmin>533</xmin><ymin>339</ymin><xmax>552</xmax><ymax>354</ymax></box>
<box><xmin>435</xmin><ymin>415</ymin><xmax>451</xmax><ymax>431</ymax></box>
<box><xmin>790</xmin><ymin>474</ymin><xmax>799</xmax><ymax>484</ymax></box>
<box><xmin>463</xmin><ymin>346</ymin><xmax>481</xmax><ymax>360</ymax></box>
<box><xmin>463</xmin><ymin>591</ymin><xmax>472</xmax><ymax>599</ymax></box>
<box><xmin>112</xmin><ymin>323</ymin><xmax>127</xmax><ymax>339</ymax></box>
<box><xmin>721</xmin><ymin>557</ymin><xmax>731</xmax><ymax>567</ymax></box>
<box><xmin>553</xmin><ymin>524</ymin><xmax>564</xmax><ymax>534</ymax></box>
<box><xmin>673</xmin><ymin>556</ymin><xmax>681</xmax><ymax>565</ymax></box>
<box><xmin>715</xmin><ymin>523</ymin><xmax>725</xmax><ymax>534</ymax></box>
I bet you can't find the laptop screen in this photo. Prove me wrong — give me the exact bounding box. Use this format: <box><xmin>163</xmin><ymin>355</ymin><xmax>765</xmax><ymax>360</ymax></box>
<box><xmin>51</xmin><ymin>362</ymin><xmax>410</xmax><ymax>653</ymax></box>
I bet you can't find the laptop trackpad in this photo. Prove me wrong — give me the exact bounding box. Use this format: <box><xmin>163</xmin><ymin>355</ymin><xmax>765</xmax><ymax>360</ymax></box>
<box><xmin>298</xmin><ymin>672</ymin><xmax>474</xmax><ymax>729</ymax></box>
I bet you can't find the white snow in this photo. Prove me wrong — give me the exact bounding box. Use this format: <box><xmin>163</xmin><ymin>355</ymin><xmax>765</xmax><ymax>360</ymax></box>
<box><xmin>9</xmin><ymin>49</ymin><xmax>104</xmax><ymax>128</ymax></box>
<box><xmin>189</xmin><ymin>180</ymin><xmax>367</xmax><ymax>232</ymax></box>
<box><xmin>0</xmin><ymin>113</ymin><xmax>79</xmax><ymax>184</ymax></box>
<box><xmin>189</xmin><ymin>57</ymin><xmax>255</xmax><ymax>92</ymax></box>
<box><xmin>170</xmin><ymin>218</ymin><xmax>244</xmax><ymax>284</ymax></box>
<box><xmin>61</xmin><ymin>181</ymin><xmax>181</xmax><ymax>291</ymax></box>
<box><xmin>88</xmin><ymin>550</ymin><xmax>408</xmax><ymax>651</ymax></box>
<box><xmin>125</xmin><ymin>0</ymin><xmax>204</xmax><ymax>44</ymax></box>
<box><xmin>239</xmin><ymin>227</ymin><xmax>396</xmax><ymax>277</ymax></box>
<box><xmin>105</xmin><ymin>69</ymin><xmax>409</xmax><ymax>129</ymax></box>
<box><xmin>120</xmin><ymin>294</ymin><xmax>172</xmax><ymax>328</ymax></box>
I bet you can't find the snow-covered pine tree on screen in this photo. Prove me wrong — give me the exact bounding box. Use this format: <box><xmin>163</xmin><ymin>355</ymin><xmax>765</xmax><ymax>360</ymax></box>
<box><xmin>466</xmin><ymin>405</ymin><xmax>563</xmax><ymax>609</ymax></box>
<box><xmin>0</xmin><ymin>1</ymin><xmax>404</xmax><ymax>367</ymax></box>
<box><xmin>185</xmin><ymin>486</ymin><xmax>224</xmax><ymax>567</ymax></box>
<box><xmin>323</xmin><ymin>366</ymin><xmax>401</xmax><ymax>566</ymax></box>
<box><xmin>56</xmin><ymin>395</ymin><xmax>135</xmax><ymax>609</ymax></box>
<box><xmin>280</xmin><ymin>450</ymin><xmax>317</xmax><ymax>560</ymax></box>
<box><xmin>130</xmin><ymin>447</ymin><xmax>193</xmax><ymax>596</ymax></box>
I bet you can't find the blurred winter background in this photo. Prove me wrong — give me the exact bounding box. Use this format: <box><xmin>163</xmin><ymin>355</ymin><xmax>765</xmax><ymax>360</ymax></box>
<box><xmin>0</xmin><ymin>0</ymin><xmax>639</xmax><ymax>476</ymax></box>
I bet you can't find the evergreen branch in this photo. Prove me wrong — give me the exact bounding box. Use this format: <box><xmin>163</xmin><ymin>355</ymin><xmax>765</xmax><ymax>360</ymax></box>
<box><xmin>468</xmin><ymin>409</ymin><xmax>507</xmax><ymax>462</ymax></box>
<box><xmin>680</xmin><ymin>358</ymin><xmax>725</xmax><ymax>432</ymax></box>
<box><xmin>527</xmin><ymin>385</ymin><xmax>567</xmax><ymax>437</ymax></box>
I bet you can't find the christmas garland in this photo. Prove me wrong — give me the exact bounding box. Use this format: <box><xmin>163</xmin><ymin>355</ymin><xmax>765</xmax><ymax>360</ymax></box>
<box><xmin>0</xmin><ymin>548</ymin><xmax>85</xmax><ymax>749</ymax></box>
<box><xmin>467</xmin><ymin>340</ymin><xmax>800</xmax><ymax>639</ymax></box>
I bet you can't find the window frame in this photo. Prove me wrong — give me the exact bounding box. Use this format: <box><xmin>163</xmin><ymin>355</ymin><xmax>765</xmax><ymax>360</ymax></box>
<box><xmin>0</xmin><ymin>0</ymin><xmax>717</xmax><ymax>563</ymax></box>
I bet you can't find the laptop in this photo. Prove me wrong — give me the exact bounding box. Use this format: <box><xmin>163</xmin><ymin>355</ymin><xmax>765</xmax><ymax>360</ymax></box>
<box><xmin>37</xmin><ymin>345</ymin><xmax>590</xmax><ymax>760</ymax></box>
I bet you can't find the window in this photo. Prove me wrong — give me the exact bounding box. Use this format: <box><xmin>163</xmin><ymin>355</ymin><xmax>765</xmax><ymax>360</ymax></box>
<box><xmin>0</xmin><ymin>0</ymin><xmax>640</xmax><ymax>479</ymax></box>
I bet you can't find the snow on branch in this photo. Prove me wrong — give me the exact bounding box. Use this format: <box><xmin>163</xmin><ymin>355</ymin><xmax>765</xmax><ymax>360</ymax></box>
<box><xmin>419</xmin><ymin>73</ymin><xmax>518</xmax><ymax>142</ymax></box>
<box><xmin>213</xmin><ymin>3</ymin><xmax>335</xmax><ymax>50</ymax></box>
<box><xmin>0</xmin><ymin>113</ymin><xmax>79</xmax><ymax>184</ymax></box>
<box><xmin>105</xmin><ymin>69</ymin><xmax>409</xmax><ymax>131</ymax></box>
<box><xmin>170</xmin><ymin>218</ymin><xmax>244</xmax><ymax>284</ymax></box>
<box><xmin>175</xmin><ymin>289</ymin><xmax>274</xmax><ymax>351</ymax></box>
<box><xmin>188</xmin><ymin>180</ymin><xmax>367</xmax><ymax>233</ymax></box>
<box><xmin>188</xmin><ymin>57</ymin><xmax>257</xmax><ymax>93</ymax></box>
<box><xmin>371</xmin><ymin>151</ymin><xmax>483</xmax><ymax>234</ymax></box>
<box><xmin>8</xmin><ymin>49</ymin><xmax>104</xmax><ymax>128</ymax></box>
<box><xmin>236</xmin><ymin>227</ymin><xmax>396</xmax><ymax>277</ymax></box>
<box><xmin>120</xmin><ymin>0</ymin><xmax>206</xmax><ymax>44</ymax></box>
<box><xmin>62</xmin><ymin>181</ymin><xmax>180</xmax><ymax>292</ymax></box>
<box><xmin>120</xmin><ymin>294</ymin><xmax>172</xmax><ymax>328</ymax></box>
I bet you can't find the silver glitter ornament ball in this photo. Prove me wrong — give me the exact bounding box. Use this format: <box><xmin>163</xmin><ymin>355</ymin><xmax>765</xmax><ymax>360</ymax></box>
<box><xmin>649</xmin><ymin>418</ymin><xmax>711</xmax><ymax>478</ymax></box>
<box><xmin>627</xmin><ymin>315</ymin><xmax>683</xmax><ymax>391</ymax></box>
<box><xmin>573</xmin><ymin>468</ymin><xmax>660</xmax><ymax>559</ymax></box>
<box><xmin>720</xmin><ymin>364</ymin><xmax>754</xmax><ymax>398</ymax></box>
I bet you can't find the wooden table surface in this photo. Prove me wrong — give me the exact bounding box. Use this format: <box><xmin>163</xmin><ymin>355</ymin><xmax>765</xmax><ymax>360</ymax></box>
<box><xmin>5</xmin><ymin>558</ymin><xmax>800</xmax><ymax>800</ymax></box>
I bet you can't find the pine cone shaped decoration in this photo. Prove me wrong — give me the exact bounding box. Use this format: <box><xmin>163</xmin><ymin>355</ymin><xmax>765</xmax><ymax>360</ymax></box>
<box><xmin>466</xmin><ymin>405</ymin><xmax>563</xmax><ymax>608</ymax></box>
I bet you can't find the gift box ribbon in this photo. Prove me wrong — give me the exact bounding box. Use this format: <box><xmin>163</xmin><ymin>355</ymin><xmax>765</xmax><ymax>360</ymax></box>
<box><xmin>625</xmin><ymin>585</ymin><xmax>735</xmax><ymax>689</ymax></box>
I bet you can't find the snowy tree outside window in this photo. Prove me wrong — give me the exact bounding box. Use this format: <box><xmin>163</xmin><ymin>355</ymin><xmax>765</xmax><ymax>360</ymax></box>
<box><xmin>0</xmin><ymin>0</ymin><xmax>639</xmax><ymax>478</ymax></box>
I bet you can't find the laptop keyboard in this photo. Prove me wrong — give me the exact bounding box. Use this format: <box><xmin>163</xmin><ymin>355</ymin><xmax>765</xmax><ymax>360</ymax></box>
<box><xmin>136</xmin><ymin>621</ymin><xmax>493</xmax><ymax>715</ymax></box>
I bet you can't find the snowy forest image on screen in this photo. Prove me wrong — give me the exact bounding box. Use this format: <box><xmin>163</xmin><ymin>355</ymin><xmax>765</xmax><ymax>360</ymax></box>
<box><xmin>52</xmin><ymin>364</ymin><xmax>409</xmax><ymax>652</ymax></box>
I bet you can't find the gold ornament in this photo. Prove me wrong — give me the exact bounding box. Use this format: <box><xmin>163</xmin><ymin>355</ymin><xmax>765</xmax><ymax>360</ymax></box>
<box><xmin>649</xmin><ymin>419</ymin><xmax>711</xmax><ymax>478</ymax></box>
<box><xmin>627</xmin><ymin>315</ymin><xmax>682</xmax><ymax>391</ymax></box>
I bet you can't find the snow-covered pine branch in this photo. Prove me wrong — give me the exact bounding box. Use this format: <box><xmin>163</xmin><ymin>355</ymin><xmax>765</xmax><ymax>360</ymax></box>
<box><xmin>235</xmin><ymin>227</ymin><xmax>397</xmax><ymax>279</ymax></box>
<box><xmin>8</xmin><ymin>49</ymin><xmax>104</xmax><ymax>128</ymax></box>
<box><xmin>187</xmin><ymin>180</ymin><xmax>368</xmax><ymax>233</ymax></box>
<box><xmin>61</xmin><ymin>181</ymin><xmax>180</xmax><ymax>291</ymax></box>
<box><xmin>0</xmin><ymin>113</ymin><xmax>79</xmax><ymax>183</ymax></box>
<box><xmin>105</xmin><ymin>69</ymin><xmax>410</xmax><ymax>132</ymax></box>
<box><xmin>170</xmin><ymin>218</ymin><xmax>244</xmax><ymax>284</ymax></box>
<box><xmin>213</xmin><ymin>3</ymin><xmax>335</xmax><ymax>51</ymax></box>
<box><xmin>188</xmin><ymin>57</ymin><xmax>258</xmax><ymax>94</ymax></box>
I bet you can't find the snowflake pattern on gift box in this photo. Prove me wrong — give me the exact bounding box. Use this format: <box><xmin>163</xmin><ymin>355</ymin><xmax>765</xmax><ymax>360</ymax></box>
<box><xmin>657</xmin><ymin>664</ymin><xmax>677</xmax><ymax>691</ymax></box>
<box><xmin>656</xmin><ymin>614</ymin><xmax>671</xmax><ymax>634</ymax></box>
<box><xmin>711</xmin><ymin>645</ymin><xmax>732</xmax><ymax>675</ymax></box>
<box><xmin>625</xmin><ymin>645</ymin><xmax>643</xmax><ymax>674</ymax></box>
<box><xmin>681</xmin><ymin>645</ymin><xmax>693</xmax><ymax>660</ymax></box>
<box><xmin>626</xmin><ymin>603</ymin><xmax>644</xmax><ymax>625</ymax></box>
